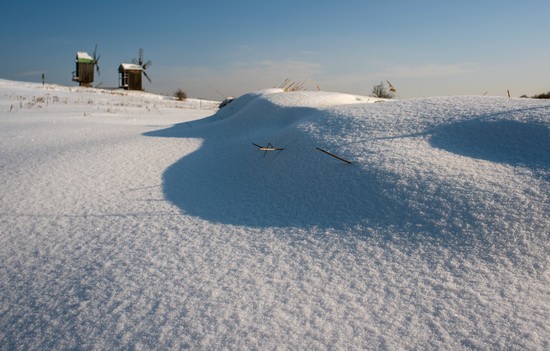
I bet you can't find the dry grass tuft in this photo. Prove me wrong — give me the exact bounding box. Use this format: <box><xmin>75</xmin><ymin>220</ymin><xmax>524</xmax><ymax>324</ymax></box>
<box><xmin>278</xmin><ymin>79</ymin><xmax>308</xmax><ymax>92</ymax></box>
<box><xmin>386</xmin><ymin>80</ymin><xmax>397</xmax><ymax>94</ymax></box>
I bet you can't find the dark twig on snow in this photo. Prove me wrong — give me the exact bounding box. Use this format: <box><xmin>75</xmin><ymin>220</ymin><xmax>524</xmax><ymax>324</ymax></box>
<box><xmin>315</xmin><ymin>147</ymin><xmax>352</xmax><ymax>164</ymax></box>
<box><xmin>252</xmin><ymin>143</ymin><xmax>284</xmax><ymax>157</ymax></box>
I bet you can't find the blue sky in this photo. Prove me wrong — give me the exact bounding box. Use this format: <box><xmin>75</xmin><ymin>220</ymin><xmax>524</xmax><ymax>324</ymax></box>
<box><xmin>1</xmin><ymin>0</ymin><xmax>549</xmax><ymax>99</ymax></box>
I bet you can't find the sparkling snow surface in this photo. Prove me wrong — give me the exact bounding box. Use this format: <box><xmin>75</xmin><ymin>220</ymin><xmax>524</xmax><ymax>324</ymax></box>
<box><xmin>1</xmin><ymin>80</ymin><xmax>549</xmax><ymax>350</ymax></box>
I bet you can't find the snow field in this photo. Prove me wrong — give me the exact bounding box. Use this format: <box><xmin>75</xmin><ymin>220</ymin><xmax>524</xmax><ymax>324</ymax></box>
<box><xmin>1</xmin><ymin>80</ymin><xmax>549</xmax><ymax>349</ymax></box>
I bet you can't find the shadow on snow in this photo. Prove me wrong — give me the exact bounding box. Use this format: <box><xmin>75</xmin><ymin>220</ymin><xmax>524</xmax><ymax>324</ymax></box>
<box><xmin>430</xmin><ymin>119</ymin><xmax>550</xmax><ymax>180</ymax></box>
<box><xmin>144</xmin><ymin>100</ymin><xmax>549</xmax><ymax>255</ymax></box>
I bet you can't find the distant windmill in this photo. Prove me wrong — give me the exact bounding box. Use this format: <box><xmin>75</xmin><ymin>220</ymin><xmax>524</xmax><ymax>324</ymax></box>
<box><xmin>72</xmin><ymin>45</ymin><xmax>100</xmax><ymax>87</ymax></box>
<box><xmin>118</xmin><ymin>48</ymin><xmax>152</xmax><ymax>91</ymax></box>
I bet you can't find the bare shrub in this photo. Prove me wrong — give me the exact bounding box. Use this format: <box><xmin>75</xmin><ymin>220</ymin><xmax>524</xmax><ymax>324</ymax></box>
<box><xmin>532</xmin><ymin>91</ymin><xmax>550</xmax><ymax>99</ymax></box>
<box><xmin>174</xmin><ymin>89</ymin><xmax>187</xmax><ymax>101</ymax></box>
<box><xmin>520</xmin><ymin>91</ymin><xmax>550</xmax><ymax>99</ymax></box>
<box><xmin>371</xmin><ymin>81</ymin><xmax>394</xmax><ymax>99</ymax></box>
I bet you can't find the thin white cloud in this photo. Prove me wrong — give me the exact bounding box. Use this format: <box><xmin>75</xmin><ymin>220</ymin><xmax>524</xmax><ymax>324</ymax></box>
<box><xmin>155</xmin><ymin>59</ymin><xmax>324</xmax><ymax>98</ymax></box>
<box><xmin>228</xmin><ymin>59</ymin><xmax>323</xmax><ymax>79</ymax></box>
<box><xmin>380</xmin><ymin>63</ymin><xmax>476</xmax><ymax>78</ymax></box>
<box><xmin>154</xmin><ymin>60</ymin><xmax>476</xmax><ymax>99</ymax></box>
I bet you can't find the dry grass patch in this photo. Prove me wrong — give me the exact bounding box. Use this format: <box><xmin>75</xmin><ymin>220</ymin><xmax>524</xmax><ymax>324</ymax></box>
<box><xmin>278</xmin><ymin>79</ymin><xmax>307</xmax><ymax>92</ymax></box>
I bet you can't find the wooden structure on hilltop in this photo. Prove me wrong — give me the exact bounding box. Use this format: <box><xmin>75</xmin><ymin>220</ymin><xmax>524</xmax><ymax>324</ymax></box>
<box><xmin>118</xmin><ymin>49</ymin><xmax>152</xmax><ymax>91</ymax></box>
<box><xmin>118</xmin><ymin>63</ymin><xmax>143</xmax><ymax>90</ymax></box>
<box><xmin>72</xmin><ymin>46</ymin><xmax>100</xmax><ymax>87</ymax></box>
<box><xmin>72</xmin><ymin>52</ymin><xmax>96</xmax><ymax>87</ymax></box>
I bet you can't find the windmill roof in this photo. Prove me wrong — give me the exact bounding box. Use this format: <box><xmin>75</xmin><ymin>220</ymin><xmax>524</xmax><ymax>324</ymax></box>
<box><xmin>76</xmin><ymin>52</ymin><xmax>94</xmax><ymax>63</ymax></box>
<box><xmin>119</xmin><ymin>63</ymin><xmax>143</xmax><ymax>71</ymax></box>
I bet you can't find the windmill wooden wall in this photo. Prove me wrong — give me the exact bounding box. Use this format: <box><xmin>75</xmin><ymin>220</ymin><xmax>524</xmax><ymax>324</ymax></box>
<box><xmin>127</xmin><ymin>70</ymin><xmax>142</xmax><ymax>91</ymax></box>
<box><xmin>76</xmin><ymin>62</ymin><xmax>95</xmax><ymax>86</ymax></box>
<box><xmin>72</xmin><ymin>52</ymin><xmax>95</xmax><ymax>87</ymax></box>
<box><xmin>118</xmin><ymin>64</ymin><xmax>143</xmax><ymax>91</ymax></box>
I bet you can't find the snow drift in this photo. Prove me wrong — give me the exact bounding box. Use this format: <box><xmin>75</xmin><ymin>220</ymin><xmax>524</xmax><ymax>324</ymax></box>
<box><xmin>149</xmin><ymin>90</ymin><xmax>549</xmax><ymax>242</ymax></box>
<box><xmin>1</xmin><ymin>80</ymin><xmax>549</xmax><ymax>350</ymax></box>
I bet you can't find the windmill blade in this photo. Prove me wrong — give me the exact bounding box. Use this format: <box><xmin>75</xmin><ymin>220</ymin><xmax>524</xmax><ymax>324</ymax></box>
<box><xmin>143</xmin><ymin>60</ymin><xmax>152</xmax><ymax>69</ymax></box>
<box><xmin>143</xmin><ymin>70</ymin><xmax>152</xmax><ymax>83</ymax></box>
<box><xmin>94</xmin><ymin>53</ymin><xmax>101</xmax><ymax>70</ymax></box>
<box><xmin>132</xmin><ymin>58</ymin><xmax>139</xmax><ymax>65</ymax></box>
<box><xmin>139</xmin><ymin>48</ymin><xmax>144</xmax><ymax>65</ymax></box>
<box><xmin>92</xmin><ymin>45</ymin><xmax>100</xmax><ymax>76</ymax></box>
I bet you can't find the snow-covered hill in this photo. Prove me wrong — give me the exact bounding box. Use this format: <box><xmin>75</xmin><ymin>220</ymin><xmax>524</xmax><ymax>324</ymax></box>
<box><xmin>1</xmin><ymin>79</ymin><xmax>549</xmax><ymax>350</ymax></box>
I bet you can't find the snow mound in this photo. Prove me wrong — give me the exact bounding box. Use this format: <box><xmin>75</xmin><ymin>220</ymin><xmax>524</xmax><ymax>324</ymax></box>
<box><xmin>149</xmin><ymin>91</ymin><xmax>549</xmax><ymax>250</ymax></box>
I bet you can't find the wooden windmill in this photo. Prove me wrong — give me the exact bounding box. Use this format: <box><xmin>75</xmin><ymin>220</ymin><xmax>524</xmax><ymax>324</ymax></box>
<box><xmin>118</xmin><ymin>49</ymin><xmax>152</xmax><ymax>91</ymax></box>
<box><xmin>72</xmin><ymin>45</ymin><xmax>100</xmax><ymax>87</ymax></box>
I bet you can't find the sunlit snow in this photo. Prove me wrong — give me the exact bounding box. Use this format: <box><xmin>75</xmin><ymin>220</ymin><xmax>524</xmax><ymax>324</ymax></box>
<box><xmin>1</xmin><ymin>79</ymin><xmax>549</xmax><ymax>350</ymax></box>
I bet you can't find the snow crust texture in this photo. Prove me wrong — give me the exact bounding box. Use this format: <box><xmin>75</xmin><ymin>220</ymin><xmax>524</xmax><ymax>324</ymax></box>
<box><xmin>1</xmin><ymin>80</ymin><xmax>549</xmax><ymax>350</ymax></box>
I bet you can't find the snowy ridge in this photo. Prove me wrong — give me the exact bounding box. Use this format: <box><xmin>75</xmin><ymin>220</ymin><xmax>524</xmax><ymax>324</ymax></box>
<box><xmin>152</xmin><ymin>91</ymin><xmax>549</xmax><ymax>234</ymax></box>
<box><xmin>1</xmin><ymin>80</ymin><xmax>549</xmax><ymax>349</ymax></box>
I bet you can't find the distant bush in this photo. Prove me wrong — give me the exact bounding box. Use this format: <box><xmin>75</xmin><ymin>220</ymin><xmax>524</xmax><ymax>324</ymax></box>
<box><xmin>174</xmin><ymin>89</ymin><xmax>187</xmax><ymax>101</ymax></box>
<box><xmin>532</xmin><ymin>92</ymin><xmax>550</xmax><ymax>99</ymax></box>
<box><xmin>371</xmin><ymin>82</ymin><xmax>394</xmax><ymax>99</ymax></box>
<box><xmin>520</xmin><ymin>91</ymin><xmax>550</xmax><ymax>99</ymax></box>
<box><xmin>218</xmin><ymin>97</ymin><xmax>234</xmax><ymax>109</ymax></box>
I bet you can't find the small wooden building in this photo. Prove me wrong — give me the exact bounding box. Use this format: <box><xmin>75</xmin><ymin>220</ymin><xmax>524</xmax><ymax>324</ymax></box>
<box><xmin>118</xmin><ymin>63</ymin><xmax>143</xmax><ymax>91</ymax></box>
<box><xmin>72</xmin><ymin>52</ymin><xmax>95</xmax><ymax>87</ymax></box>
